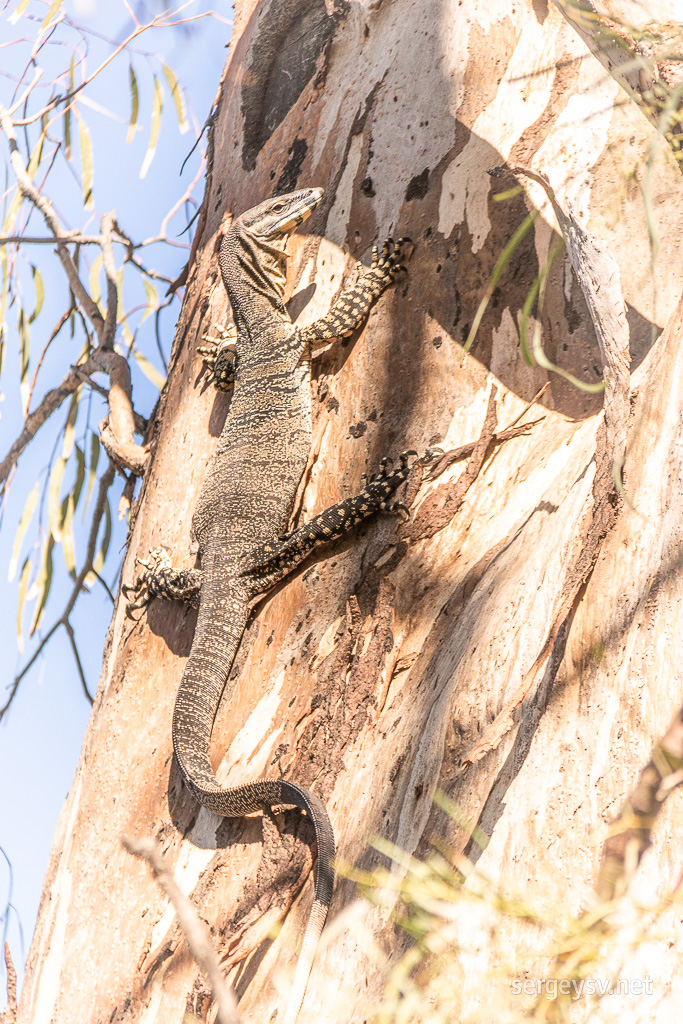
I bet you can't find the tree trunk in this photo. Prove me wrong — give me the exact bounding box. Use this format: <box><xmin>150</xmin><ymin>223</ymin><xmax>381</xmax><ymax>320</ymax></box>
<box><xmin>18</xmin><ymin>1</ymin><xmax>683</xmax><ymax>1022</ymax></box>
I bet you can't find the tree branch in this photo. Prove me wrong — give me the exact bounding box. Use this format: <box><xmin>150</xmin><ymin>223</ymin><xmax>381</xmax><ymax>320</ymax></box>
<box><xmin>100</xmin><ymin>212</ymin><xmax>119</xmax><ymax>350</ymax></box>
<box><xmin>122</xmin><ymin>836</ymin><xmax>241</xmax><ymax>1024</ymax></box>
<box><xmin>0</xmin><ymin>103</ymin><xmax>105</xmax><ymax>338</ymax></box>
<box><xmin>0</xmin><ymin>359</ymin><xmax>95</xmax><ymax>488</ymax></box>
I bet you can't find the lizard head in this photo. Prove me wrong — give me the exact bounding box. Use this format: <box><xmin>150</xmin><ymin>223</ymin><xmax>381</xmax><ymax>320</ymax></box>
<box><xmin>220</xmin><ymin>188</ymin><xmax>324</xmax><ymax>321</ymax></box>
<box><xmin>237</xmin><ymin>187</ymin><xmax>324</xmax><ymax>247</ymax></box>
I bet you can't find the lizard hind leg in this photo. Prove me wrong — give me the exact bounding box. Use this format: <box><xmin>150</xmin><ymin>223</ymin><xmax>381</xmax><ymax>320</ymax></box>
<box><xmin>124</xmin><ymin>546</ymin><xmax>202</xmax><ymax>614</ymax></box>
<box><xmin>246</xmin><ymin>450</ymin><xmax>418</xmax><ymax>592</ymax></box>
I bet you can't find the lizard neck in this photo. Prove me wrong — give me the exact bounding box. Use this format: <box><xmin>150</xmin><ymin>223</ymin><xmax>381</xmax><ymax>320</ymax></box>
<box><xmin>219</xmin><ymin>226</ymin><xmax>292</xmax><ymax>341</ymax></box>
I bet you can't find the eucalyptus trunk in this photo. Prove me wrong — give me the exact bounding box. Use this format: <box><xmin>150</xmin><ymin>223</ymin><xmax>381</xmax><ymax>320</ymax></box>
<box><xmin>18</xmin><ymin>2</ymin><xmax>683</xmax><ymax>1022</ymax></box>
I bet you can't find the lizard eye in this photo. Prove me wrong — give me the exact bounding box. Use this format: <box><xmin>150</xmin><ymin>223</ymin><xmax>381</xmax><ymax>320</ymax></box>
<box><xmin>272</xmin><ymin>201</ymin><xmax>288</xmax><ymax>213</ymax></box>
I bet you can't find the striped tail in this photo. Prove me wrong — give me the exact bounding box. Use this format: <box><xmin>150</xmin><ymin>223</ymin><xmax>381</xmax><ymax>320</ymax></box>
<box><xmin>172</xmin><ymin>605</ymin><xmax>334</xmax><ymax>1021</ymax></box>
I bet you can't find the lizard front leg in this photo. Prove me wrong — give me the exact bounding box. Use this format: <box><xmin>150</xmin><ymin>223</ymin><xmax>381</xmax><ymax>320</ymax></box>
<box><xmin>198</xmin><ymin>322</ymin><xmax>238</xmax><ymax>391</ymax></box>
<box><xmin>124</xmin><ymin>546</ymin><xmax>202</xmax><ymax>613</ymax></box>
<box><xmin>296</xmin><ymin>237</ymin><xmax>408</xmax><ymax>351</ymax></box>
<box><xmin>245</xmin><ymin>451</ymin><xmax>416</xmax><ymax>594</ymax></box>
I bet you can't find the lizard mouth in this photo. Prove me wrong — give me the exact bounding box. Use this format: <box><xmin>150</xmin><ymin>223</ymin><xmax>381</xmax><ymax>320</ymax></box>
<box><xmin>264</xmin><ymin>187</ymin><xmax>324</xmax><ymax>241</ymax></box>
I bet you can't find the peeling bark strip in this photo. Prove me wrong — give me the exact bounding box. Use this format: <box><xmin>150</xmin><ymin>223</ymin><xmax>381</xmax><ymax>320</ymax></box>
<box><xmin>552</xmin><ymin>0</ymin><xmax>683</xmax><ymax>166</ymax></box>
<box><xmin>0</xmin><ymin>945</ymin><xmax>17</xmax><ymax>1024</ymax></box>
<box><xmin>502</xmin><ymin>164</ymin><xmax>631</xmax><ymax>471</ymax></box>
<box><xmin>462</xmin><ymin>163</ymin><xmax>633</xmax><ymax>767</ymax></box>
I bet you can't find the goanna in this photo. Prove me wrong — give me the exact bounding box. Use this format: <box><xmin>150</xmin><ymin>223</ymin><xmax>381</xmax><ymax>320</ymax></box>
<box><xmin>126</xmin><ymin>187</ymin><xmax>414</xmax><ymax>1022</ymax></box>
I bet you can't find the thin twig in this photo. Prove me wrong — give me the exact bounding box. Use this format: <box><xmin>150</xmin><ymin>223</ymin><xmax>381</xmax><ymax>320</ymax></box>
<box><xmin>64</xmin><ymin>620</ymin><xmax>94</xmax><ymax>704</ymax></box>
<box><xmin>25</xmin><ymin>308</ymin><xmax>73</xmax><ymax>412</ymax></box>
<box><xmin>0</xmin><ymin>234</ymin><xmax>104</xmax><ymax>245</ymax></box>
<box><xmin>122</xmin><ymin>836</ymin><xmax>241</xmax><ymax>1024</ymax></box>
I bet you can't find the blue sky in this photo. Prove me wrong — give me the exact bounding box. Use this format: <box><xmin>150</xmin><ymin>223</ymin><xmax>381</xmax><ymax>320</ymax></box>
<box><xmin>0</xmin><ymin>0</ymin><xmax>232</xmax><ymax>992</ymax></box>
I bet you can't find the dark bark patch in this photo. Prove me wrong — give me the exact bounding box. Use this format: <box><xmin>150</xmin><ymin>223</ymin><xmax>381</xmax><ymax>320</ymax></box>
<box><xmin>241</xmin><ymin>0</ymin><xmax>344</xmax><ymax>171</ymax></box>
<box><xmin>404</xmin><ymin>167</ymin><xmax>430</xmax><ymax>202</ymax></box>
<box><xmin>273</xmin><ymin>137</ymin><xmax>309</xmax><ymax>195</ymax></box>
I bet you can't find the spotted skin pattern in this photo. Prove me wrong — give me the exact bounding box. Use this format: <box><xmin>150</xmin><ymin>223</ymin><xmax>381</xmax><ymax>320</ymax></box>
<box><xmin>297</xmin><ymin>237</ymin><xmax>407</xmax><ymax>347</ymax></box>
<box><xmin>126</xmin><ymin>187</ymin><xmax>412</xmax><ymax>1023</ymax></box>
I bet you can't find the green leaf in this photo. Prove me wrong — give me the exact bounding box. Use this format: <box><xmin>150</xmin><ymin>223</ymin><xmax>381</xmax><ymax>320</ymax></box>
<box><xmin>47</xmin><ymin>456</ymin><xmax>67</xmax><ymax>543</ymax></box>
<box><xmin>463</xmin><ymin>211</ymin><xmax>538</xmax><ymax>355</ymax></box>
<box><xmin>519</xmin><ymin>274</ymin><xmax>541</xmax><ymax>368</ymax></box>
<box><xmin>60</xmin><ymin>494</ymin><xmax>76</xmax><ymax>575</ymax></box>
<box><xmin>16</xmin><ymin>556</ymin><xmax>31</xmax><ymax>653</ymax></box>
<box><xmin>84</xmin><ymin>432</ymin><xmax>100</xmax><ymax>513</ymax></box>
<box><xmin>140</xmin><ymin>75</ymin><xmax>163</xmax><ymax>179</ymax></box>
<box><xmin>9</xmin><ymin>0</ymin><xmax>31</xmax><ymax>26</ymax></box>
<box><xmin>492</xmin><ymin>185</ymin><xmax>524</xmax><ymax>202</ymax></box>
<box><xmin>86</xmin><ymin>497</ymin><xmax>112</xmax><ymax>584</ymax></box>
<box><xmin>64</xmin><ymin>61</ymin><xmax>74</xmax><ymax>160</ymax></box>
<box><xmin>75</xmin><ymin>108</ymin><xmax>94</xmax><ymax>209</ymax></box>
<box><xmin>126</xmin><ymin>63</ymin><xmax>139</xmax><ymax>145</ymax></box>
<box><xmin>40</xmin><ymin>0</ymin><xmax>63</xmax><ymax>34</ymax></box>
<box><xmin>19</xmin><ymin>307</ymin><xmax>30</xmax><ymax>416</ymax></box>
<box><xmin>29</xmin><ymin>534</ymin><xmax>55</xmax><ymax>637</ymax></box>
<box><xmin>61</xmin><ymin>387</ymin><xmax>80</xmax><ymax>460</ymax></box>
<box><xmin>72</xmin><ymin>443</ymin><xmax>86</xmax><ymax>512</ymax></box>
<box><xmin>29</xmin><ymin>265</ymin><xmax>44</xmax><ymax>323</ymax></box>
<box><xmin>132</xmin><ymin>347</ymin><xmax>166</xmax><ymax>390</ymax></box>
<box><xmin>89</xmin><ymin>252</ymin><xmax>103</xmax><ymax>310</ymax></box>
<box><xmin>2</xmin><ymin>131</ymin><xmax>46</xmax><ymax>237</ymax></box>
<box><xmin>0</xmin><ymin>250</ymin><xmax>9</xmax><ymax>374</ymax></box>
<box><xmin>530</xmin><ymin>238</ymin><xmax>605</xmax><ymax>395</ymax></box>
<box><xmin>140</xmin><ymin>276</ymin><xmax>158</xmax><ymax>324</ymax></box>
<box><xmin>162</xmin><ymin>62</ymin><xmax>188</xmax><ymax>134</ymax></box>
<box><xmin>8</xmin><ymin>480</ymin><xmax>39</xmax><ymax>582</ymax></box>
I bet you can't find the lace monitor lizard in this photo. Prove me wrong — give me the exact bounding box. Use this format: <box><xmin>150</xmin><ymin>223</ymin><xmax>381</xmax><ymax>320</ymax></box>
<box><xmin>126</xmin><ymin>187</ymin><xmax>415</xmax><ymax>1021</ymax></box>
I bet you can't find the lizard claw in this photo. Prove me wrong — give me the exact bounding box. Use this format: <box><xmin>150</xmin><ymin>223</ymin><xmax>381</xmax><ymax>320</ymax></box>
<box><xmin>381</xmin><ymin>499</ymin><xmax>411</xmax><ymax>520</ymax></box>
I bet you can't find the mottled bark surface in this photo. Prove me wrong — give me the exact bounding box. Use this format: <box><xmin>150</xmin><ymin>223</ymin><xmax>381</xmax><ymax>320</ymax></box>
<box><xmin>18</xmin><ymin>2</ymin><xmax>683</xmax><ymax>1023</ymax></box>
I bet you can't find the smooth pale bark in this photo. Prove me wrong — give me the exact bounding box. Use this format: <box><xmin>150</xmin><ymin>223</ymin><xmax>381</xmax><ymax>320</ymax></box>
<box><xmin>17</xmin><ymin>2</ymin><xmax>683</xmax><ymax>1023</ymax></box>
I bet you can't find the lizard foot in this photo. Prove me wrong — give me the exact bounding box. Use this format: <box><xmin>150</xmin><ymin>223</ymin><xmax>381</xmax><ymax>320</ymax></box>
<box><xmin>124</xmin><ymin>546</ymin><xmax>201</xmax><ymax>614</ymax></box>
<box><xmin>198</xmin><ymin>322</ymin><xmax>238</xmax><ymax>392</ymax></box>
<box><xmin>369</xmin><ymin>449</ymin><xmax>418</xmax><ymax>516</ymax></box>
<box><xmin>357</xmin><ymin>236</ymin><xmax>410</xmax><ymax>299</ymax></box>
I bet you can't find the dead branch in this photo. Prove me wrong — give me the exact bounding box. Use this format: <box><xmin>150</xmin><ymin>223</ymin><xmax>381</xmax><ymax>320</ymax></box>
<box><xmin>122</xmin><ymin>836</ymin><xmax>240</xmax><ymax>1024</ymax></box>
<box><xmin>0</xmin><ymin>107</ymin><xmax>152</xmax><ymax>478</ymax></box>
<box><xmin>0</xmin><ymin>944</ymin><xmax>17</xmax><ymax>1024</ymax></box>
<box><xmin>423</xmin><ymin>382</ymin><xmax>549</xmax><ymax>482</ymax></box>
<box><xmin>25</xmin><ymin>308</ymin><xmax>73</xmax><ymax>412</ymax></box>
<box><xmin>0</xmin><ymin>359</ymin><xmax>94</xmax><ymax>488</ymax></box>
